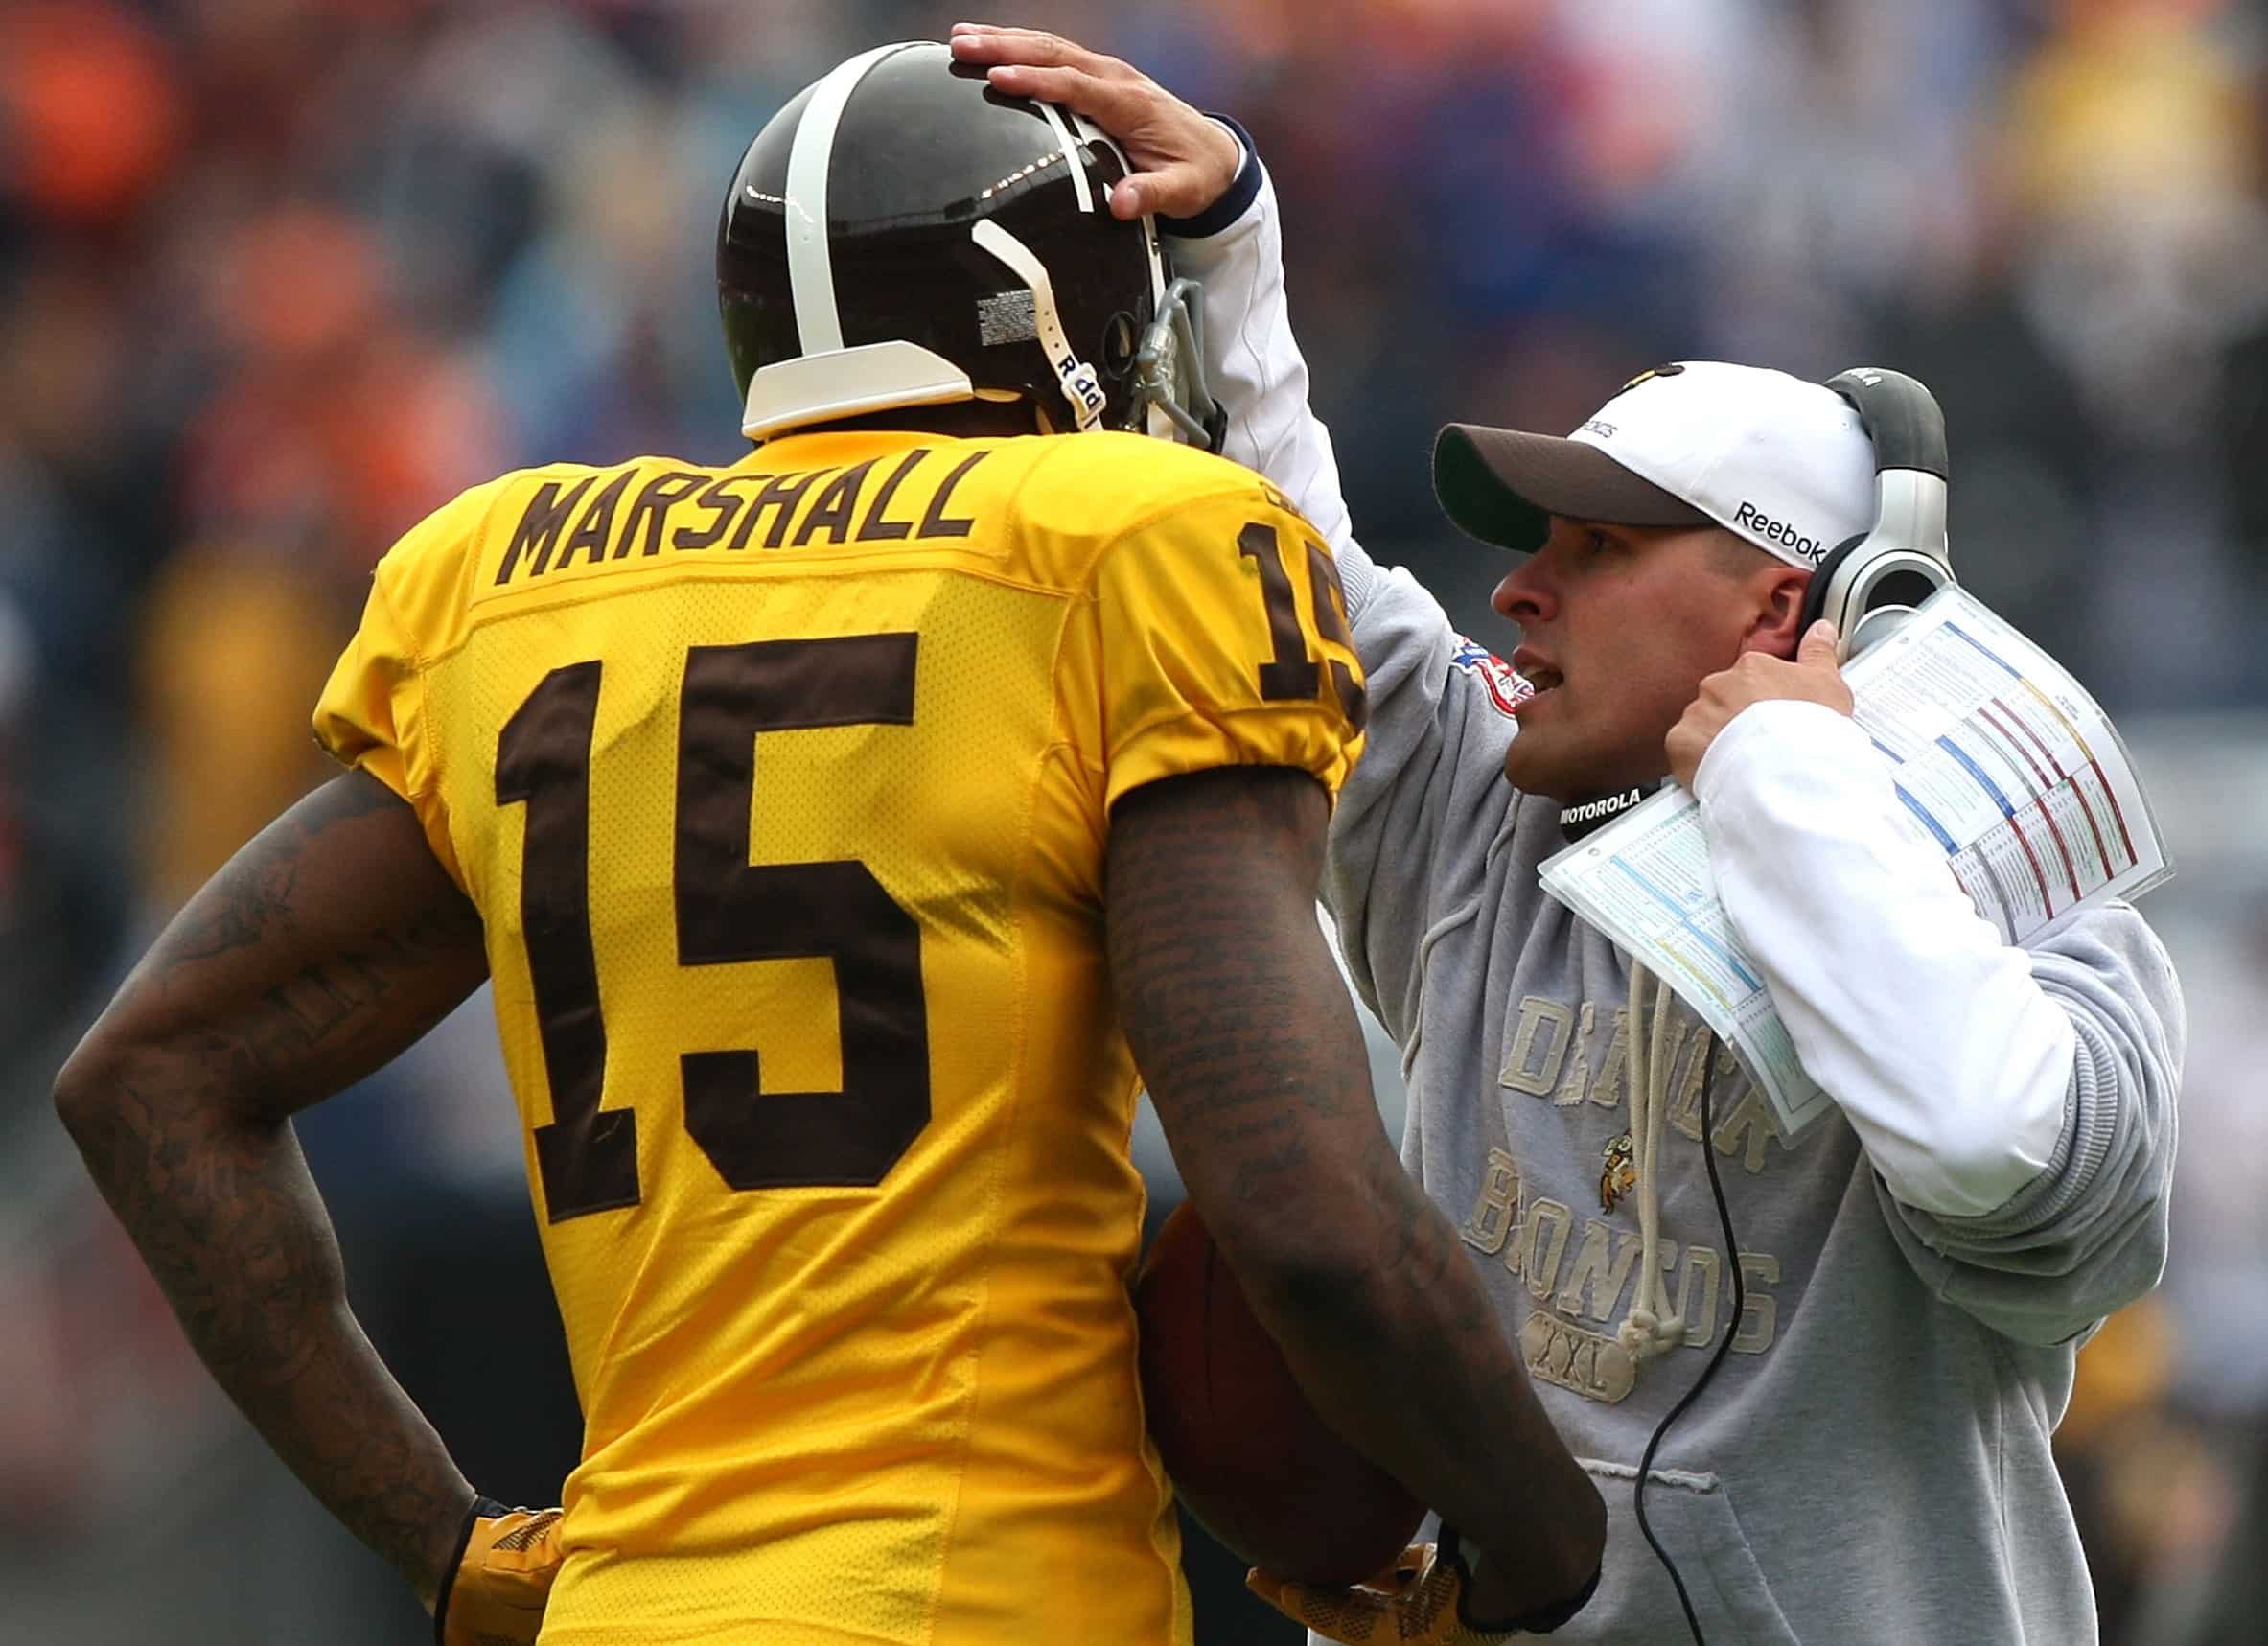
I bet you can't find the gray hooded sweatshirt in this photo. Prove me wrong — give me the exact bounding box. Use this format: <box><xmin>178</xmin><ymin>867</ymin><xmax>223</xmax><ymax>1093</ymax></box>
<box><xmin>1164</xmin><ymin>151</ymin><xmax>2184</xmax><ymax>1643</ymax></box>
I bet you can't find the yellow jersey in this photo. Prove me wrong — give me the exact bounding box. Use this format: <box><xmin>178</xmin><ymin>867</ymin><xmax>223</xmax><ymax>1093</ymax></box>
<box><xmin>312</xmin><ymin>428</ymin><xmax>1366</xmax><ymax>1645</ymax></box>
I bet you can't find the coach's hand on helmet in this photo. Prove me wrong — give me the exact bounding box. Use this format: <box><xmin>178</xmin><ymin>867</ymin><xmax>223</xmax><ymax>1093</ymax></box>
<box><xmin>1667</xmin><ymin>619</ymin><xmax>1854</xmax><ymax>790</ymax></box>
<box><xmin>949</xmin><ymin>23</ymin><xmax>1241</xmax><ymax>220</ymax></box>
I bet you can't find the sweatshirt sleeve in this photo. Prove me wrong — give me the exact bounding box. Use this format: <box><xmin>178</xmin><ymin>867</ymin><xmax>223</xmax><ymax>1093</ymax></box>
<box><xmin>1695</xmin><ymin>699</ymin><xmax>2184</xmax><ymax>1345</ymax></box>
<box><xmin>1160</xmin><ymin>123</ymin><xmax>1355</xmax><ymax>583</ymax></box>
<box><xmin>1164</xmin><ymin>132</ymin><xmax>1525</xmax><ymax>1040</ymax></box>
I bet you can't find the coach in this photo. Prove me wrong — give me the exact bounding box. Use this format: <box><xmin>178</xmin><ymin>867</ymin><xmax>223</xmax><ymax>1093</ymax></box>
<box><xmin>955</xmin><ymin>27</ymin><xmax>2184</xmax><ymax>1646</ymax></box>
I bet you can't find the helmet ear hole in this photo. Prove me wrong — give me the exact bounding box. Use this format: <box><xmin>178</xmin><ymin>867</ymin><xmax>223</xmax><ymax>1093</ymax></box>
<box><xmin>1100</xmin><ymin>312</ymin><xmax>1138</xmax><ymax>379</ymax></box>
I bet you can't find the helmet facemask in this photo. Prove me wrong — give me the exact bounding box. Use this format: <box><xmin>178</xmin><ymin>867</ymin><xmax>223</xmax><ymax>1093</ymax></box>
<box><xmin>1130</xmin><ymin>275</ymin><xmax>1227</xmax><ymax>452</ymax></box>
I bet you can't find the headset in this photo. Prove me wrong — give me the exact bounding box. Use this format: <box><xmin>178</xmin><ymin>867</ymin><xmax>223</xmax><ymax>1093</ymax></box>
<box><xmin>1799</xmin><ymin>365</ymin><xmax>1956</xmax><ymax>657</ymax></box>
<box><xmin>1623</xmin><ymin>366</ymin><xmax>1954</xmax><ymax>1645</ymax></box>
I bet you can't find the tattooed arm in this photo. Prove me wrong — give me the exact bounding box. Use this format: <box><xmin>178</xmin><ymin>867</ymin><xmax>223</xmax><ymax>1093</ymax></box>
<box><xmin>53</xmin><ymin>770</ymin><xmax>492</xmax><ymax>1611</ymax></box>
<box><xmin>1106</xmin><ymin>766</ymin><xmax>1603</xmax><ymax>1615</ymax></box>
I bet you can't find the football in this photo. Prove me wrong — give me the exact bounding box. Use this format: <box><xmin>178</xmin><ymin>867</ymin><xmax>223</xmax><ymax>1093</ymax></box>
<box><xmin>1134</xmin><ymin>1200</ymin><xmax>1429</xmax><ymax>1586</ymax></box>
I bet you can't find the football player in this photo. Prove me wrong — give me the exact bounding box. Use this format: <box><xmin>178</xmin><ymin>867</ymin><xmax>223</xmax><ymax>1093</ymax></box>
<box><xmin>54</xmin><ymin>43</ymin><xmax>1602</xmax><ymax>1645</ymax></box>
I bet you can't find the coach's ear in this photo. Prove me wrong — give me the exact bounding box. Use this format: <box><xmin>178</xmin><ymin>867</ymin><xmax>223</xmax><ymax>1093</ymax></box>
<box><xmin>1742</xmin><ymin>562</ymin><xmax>1813</xmax><ymax>660</ymax></box>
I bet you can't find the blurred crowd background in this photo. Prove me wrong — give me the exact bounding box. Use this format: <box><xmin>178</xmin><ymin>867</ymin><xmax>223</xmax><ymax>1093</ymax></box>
<box><xmin>1</xmin><ymin>0</ymin><xmax>2264</xmax><ymax>1640</ymax></box>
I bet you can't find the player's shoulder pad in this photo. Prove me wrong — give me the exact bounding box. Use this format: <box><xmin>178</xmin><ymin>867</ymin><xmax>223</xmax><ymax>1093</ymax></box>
<box><xmin>1015</xmin><ymin>431</ymin><xmax>1314</xmax><ymax>583</ymax></box>
<box><xmin>370</xmin><ymin>462</ymin><xmax>622</xmax><ymax>655</ymax></box>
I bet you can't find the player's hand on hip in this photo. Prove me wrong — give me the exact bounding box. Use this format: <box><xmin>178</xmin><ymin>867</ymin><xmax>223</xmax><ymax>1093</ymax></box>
<box><xmin>949</xmin><ymin>23</ymin><xmax>1240</xmax><ymax>220</ymax></box>
<box><xmin>1667</xmin><ymin>618</ymin><xmax>1854</xmax><ymax>789</ymax></box>
<box><xmin>431</xmin><ymin>1497</ymin><xmax>565</xmax><ymax>1646</ymax></box>
<box><xmin>1247</xmin><ymin>1542</ymin><xmax>1539</xmax><ymax>1644</ymax></box>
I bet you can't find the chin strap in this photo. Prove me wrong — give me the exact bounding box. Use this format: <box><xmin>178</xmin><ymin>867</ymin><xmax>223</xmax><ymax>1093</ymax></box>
<box><xmin>1616</xmin><ymin>962</ymin><xmax>1687</xmax><ymax>1363</ymax></box>
<box><xmin>969</xmin><ymin>219</ymin><xmax>1107</xmax><ymax>433</ymax></box>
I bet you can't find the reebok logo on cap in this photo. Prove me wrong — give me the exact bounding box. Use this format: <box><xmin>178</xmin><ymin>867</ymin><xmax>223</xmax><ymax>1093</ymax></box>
<box><xmin>1732</xmin><ymin>500</ymin><xmax>1826</xmax><ymax>564</ymax></box>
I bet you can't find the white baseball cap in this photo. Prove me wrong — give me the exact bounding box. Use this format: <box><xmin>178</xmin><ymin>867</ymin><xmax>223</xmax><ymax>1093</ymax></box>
<box><xmin>1432</xmin><ymin>360</ymin><xmax>1876</xmax><ymax>569</ymax></box>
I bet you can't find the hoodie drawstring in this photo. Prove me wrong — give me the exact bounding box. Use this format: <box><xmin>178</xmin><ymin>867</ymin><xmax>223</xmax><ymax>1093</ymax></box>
<box><xmin>1617</xmin><ymin>962</ymin><xmax>1688</xmax><ymax>1362</ymax></box>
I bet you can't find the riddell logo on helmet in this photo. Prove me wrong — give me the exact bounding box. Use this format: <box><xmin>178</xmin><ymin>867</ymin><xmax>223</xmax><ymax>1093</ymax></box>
<box><xmin>1733</xmin><ymin>500</ymin><xmax>1824</xmax><ymax>563</ymax></box>
<box><xmin>1054</xmin><ymin>355</ymin><xmax>1106</xmax><ymax>425</ymax></box>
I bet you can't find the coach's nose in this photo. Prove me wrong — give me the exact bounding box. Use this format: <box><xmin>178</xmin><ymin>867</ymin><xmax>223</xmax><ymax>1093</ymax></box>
<box><xmin>1493</xmin><ymin>555</ymin><xmax>1553</xmax><ymax>627</ymax></box>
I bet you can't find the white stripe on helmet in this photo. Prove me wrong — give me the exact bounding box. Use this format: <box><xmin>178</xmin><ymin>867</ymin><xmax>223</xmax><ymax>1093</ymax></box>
<box><xmin>783</xmin><ymin>41</ymin><xmax>917</xmax><ymax>356</ymax></box>
<box><xmin>1034</xmin><ymin>99</ymin><xmax>1094</xmax><ymax>214</ymax></box>
<box><xmin>1070</xmin><ymin>110</ymin><xmax>1166</xmax><ymax>306</ymax></box>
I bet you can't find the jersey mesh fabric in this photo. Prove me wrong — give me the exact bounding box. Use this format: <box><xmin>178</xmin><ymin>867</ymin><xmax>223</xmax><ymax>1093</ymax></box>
<box><xmin>312</xmin><ymin>428</ymin><xmax>1364</xmax><ymax>1645</ymax></box>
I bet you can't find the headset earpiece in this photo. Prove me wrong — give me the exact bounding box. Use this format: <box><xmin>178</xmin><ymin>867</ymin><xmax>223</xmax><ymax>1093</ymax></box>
<box><xmin>1800</xmin><ymin>532</ymin><xmax>1870</xmax><ymax>631</ymax></box>
<box><xmin>1800</xmin><ymin>368</ymin><xmax>1956</xmax><ymax>661</ymax></box>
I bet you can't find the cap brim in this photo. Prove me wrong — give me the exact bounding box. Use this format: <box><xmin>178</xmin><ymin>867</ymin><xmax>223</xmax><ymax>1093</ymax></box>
<box><xmin>1432</xmin><ymin>423</ymin><xmax>1713</xmax><ymax>553</ymax></box>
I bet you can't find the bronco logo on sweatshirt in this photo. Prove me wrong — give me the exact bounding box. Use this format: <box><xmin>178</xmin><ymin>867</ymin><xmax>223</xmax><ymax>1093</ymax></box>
<box><xmin>1462</xmin><ymin>1144</ymin><xmax>1784</xmax><ymax>1403</ymax></box>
